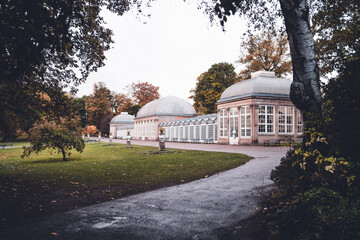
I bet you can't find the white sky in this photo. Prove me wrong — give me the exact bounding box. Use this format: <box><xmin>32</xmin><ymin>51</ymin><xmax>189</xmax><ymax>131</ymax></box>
<box><xmin>76</xmin><ymin>0</ymin><xmax>247</xmax><ymax>102</ymax></box>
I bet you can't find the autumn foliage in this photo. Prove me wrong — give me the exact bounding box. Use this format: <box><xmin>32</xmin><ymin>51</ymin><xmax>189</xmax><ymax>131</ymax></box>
<box><xmin>22</xmin><ymin>117</ymin><xmax>85</xmax><ymax>161</ymax></box>
<box><xmin>237</xmin><ymin>32</ymin><xmax>292</xmax><ymax>80</ymax></box>
<box><xmin>85</xmin><ymin>82</ymin><xmax>113</xmax><ymax>130</ymax></box>
<box><xmin>129</xmin><ymin>81</ymin><xmax>160</xmax><ymax>107</ymax></box>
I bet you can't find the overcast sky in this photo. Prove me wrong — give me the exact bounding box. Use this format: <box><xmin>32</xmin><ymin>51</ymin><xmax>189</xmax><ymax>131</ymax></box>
<box><xmin>76</xmin><ymin>0</ymin><xmax>247</xmax><ymax>102</ymax></box>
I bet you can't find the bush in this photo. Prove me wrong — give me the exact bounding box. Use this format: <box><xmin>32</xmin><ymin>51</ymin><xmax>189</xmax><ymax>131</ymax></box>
<box><xmin>275</xmin><ymin>187</ymin><xmax>360</xmax><ymax>240</ymax></box>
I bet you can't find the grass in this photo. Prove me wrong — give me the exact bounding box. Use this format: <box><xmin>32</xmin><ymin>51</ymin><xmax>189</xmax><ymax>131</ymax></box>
<box><xmin>0</xmin><ymin>143</ymin><xmax>252</xmax><ymax>226</ymax></box>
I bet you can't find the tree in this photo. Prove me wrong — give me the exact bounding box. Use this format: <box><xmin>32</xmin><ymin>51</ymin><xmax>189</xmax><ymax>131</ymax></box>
<box><xmin>112</xmin><ymin>93</ymin><xmax>133</xmax><ymax>114</ymax></box>
<box><xmin>128</xmin><ymin>82</ymin><xmax>160</xmax><ymax>107</ymax></box>
<box><xmin>237</xmin><ymin>32</ymin><xmax>292</xmax><ymax>80</ymax></box>
<box><xmin>190</xmin><ymin>62</ymin><xmax>237</xmax><ymax>114</ymax></box>
<box><xmin>100</xmin><ymin>114</ymin><xmax>113</xmax><ymax>136</ymax></box>
<box><xmin>22</xmin><ymin>117</ymin><xmax>85</xmax><ymax>161</ymax></box>
<box><xmin>312</xmin><ymin>0</ymin><xmax>360</xmax><ymax>76</ymax></box>
<box><xmin>70</xmin><ymin>96</ymin><xmax>89</xmax><ymax>128</ymax></box>
<box><xmin>0</xmin><ymin>0</ymin><xmax>136</xmax><ymax>140</ymax></box>
<box><xmin>85</xmin><ymin>82</ymin><xmax>113</xmax><ymax>130</ymax></box>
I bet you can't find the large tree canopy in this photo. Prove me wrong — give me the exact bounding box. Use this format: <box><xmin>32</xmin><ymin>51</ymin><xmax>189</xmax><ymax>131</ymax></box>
<box><xmin>0</xmin><ymin>0</ymin><xmax>138</xmax><ymax>139</ymax></box>
<box><xmin>190</xmin><ymin>62</ymin><xmax>237</xmax><ymax>114</ymax></box>
<box><xmin>237</xmin><ymin>32</ymin><xmax>292</xmax><ymax>80</ymax></box>
<box><xmin>85</xmin><ymin>82</ymin><xmax>113</xmax><ymax>130</ymax></box>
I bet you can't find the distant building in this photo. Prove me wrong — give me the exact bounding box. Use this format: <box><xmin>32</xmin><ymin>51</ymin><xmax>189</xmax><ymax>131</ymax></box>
<box><xmin>110</xmin><ymin>71</ymin><xmax>302</xmax><ymax>145</ymax></box>
<box><xmin>133</xmin><ymin>96</ymin><xmax>196</xmax><ymax>141</ymax></box>
<box><xmin>109</xmin><ymin>112</ymin><xmax>134</xmax><ymax>138</ymax></box>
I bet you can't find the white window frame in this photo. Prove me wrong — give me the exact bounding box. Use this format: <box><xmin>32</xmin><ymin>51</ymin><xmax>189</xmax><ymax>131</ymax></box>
<box><xmin>240</xmin><ymin>105</ymin><xmax>251</xmax><ymax>138</ymax></box>
<box><xmin>190</xmin><ymin>125</ymin><xmax>194</xmax><ymax>140</ymax></box>
<box><xmin>201</xmin><ymin>124</ymin><xmax>207</xmax><ymax>141</ymax></box>
<box><xmin>219</xmin><ymin>109</ymin><xmax>228</xmax><ymax>137</ymax></box>
<box><xmin>297</xmin><ymin>111</ymin><xmax>303</xmax><ymax>135</ymax></box>
<box><xmin>229</xmin><ymin>107</ymin><xmax>239</xmax><ymax>138</ymax></box>
<box><xmin>278</xmin><ymin>106</ymin><xmax>294</xmax><ymax>134</ymax></box>
<box><xmin>258</xmin><ymin>105</ymin><xmax>275</xmax><ymax>134</ymax></box>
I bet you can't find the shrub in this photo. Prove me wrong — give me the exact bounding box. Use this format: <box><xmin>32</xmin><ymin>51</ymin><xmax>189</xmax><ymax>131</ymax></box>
<box><xmin>275</xmin><ymin>187</ymin><xmax>360</xmax><ymax>240</ymax></box>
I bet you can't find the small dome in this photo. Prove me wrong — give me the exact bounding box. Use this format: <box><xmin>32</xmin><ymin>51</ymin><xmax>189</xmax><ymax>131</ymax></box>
<box><xmin>219</xmin><ymin>71</ymin><xmax>291</xmax><ymax>102</ymax></box>
<box><xmin>136</xmin><ymin>96</ymin><xmax>196</xmax><ymax>119</ymax></box>
<box><xmin>110</xmin><ymin>112</ymin><xmax>134</xmax><ymax>124</ymax></box>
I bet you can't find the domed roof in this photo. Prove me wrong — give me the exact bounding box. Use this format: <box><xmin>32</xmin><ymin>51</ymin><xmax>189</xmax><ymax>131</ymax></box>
<box><xmin>136</xmin><ymin>96</ymin><xmax>196</xmax><ymax>119</ymax></box>
<box><xmin>218</xmin><ymin>71</ymin><xmax>291</xmax><ymax>103</ymax></box>
<box><xmin>110</xmin><ymin>112</ymin><xmax>134</xmax><ymax>124</ymax></box>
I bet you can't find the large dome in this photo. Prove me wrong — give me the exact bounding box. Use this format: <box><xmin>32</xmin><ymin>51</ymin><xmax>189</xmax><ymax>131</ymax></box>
<box><xmin>218</xmin><ymin>71</ymin><xmax>291</xmax><ymax>103</ymax></box>
<box><xmin>136</xmin><ymin>96</ymin><xmax>196</xmax><ymax>119</ymax></box>
<box><xmin>110</xmin><ymin>112</ymin><xmax>134</xmax><ymax>124</ymax></box>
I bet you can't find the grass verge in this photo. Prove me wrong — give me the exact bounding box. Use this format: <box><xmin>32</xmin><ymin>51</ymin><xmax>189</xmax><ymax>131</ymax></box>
<box><xmin>0</xmin><ymin>143</ymin><xmax>252</xmax><ymax>227</ymax></box>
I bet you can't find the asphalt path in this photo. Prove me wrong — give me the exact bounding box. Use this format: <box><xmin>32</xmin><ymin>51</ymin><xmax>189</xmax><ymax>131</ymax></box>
<box><xmin>1</xmin><ymin>139</ymin><xmax>288</xmax><ymax>240</ymax></box>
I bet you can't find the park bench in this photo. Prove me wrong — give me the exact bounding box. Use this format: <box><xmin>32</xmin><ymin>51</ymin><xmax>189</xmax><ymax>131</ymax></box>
<box><xmin>289</xmin><ymin>138</ymin><xmax>303</xmax><ymax>146</ymax></box>
<box><xmin>264</xmin><ymin>139</ymin><xmax>280</xmax><ymax>146</ymax></box>
<box><xmin>0</xmin><ymin>143</ymin><xmax>13</xmax><ymax>149</ymax></box>
<box><xmin>204</xmin><ymin>138</ymin><xmax>214</xmax><ymax>144</ymax></box>
<box><xmin>85</xmin><ymin>139</ymin><xmax>97</xmax><ymax>143</ymax></box>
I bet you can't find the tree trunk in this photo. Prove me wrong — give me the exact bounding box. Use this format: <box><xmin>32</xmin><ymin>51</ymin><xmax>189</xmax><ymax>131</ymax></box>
<box><xmin>60</xmin><ymin>146</ymin><xmax>67</xmax><ymax>161</ymax></box>
<box><xmin>279</xmin><ymin>0</ymin><xmax>322</xmax><ymax>113</ymax></box>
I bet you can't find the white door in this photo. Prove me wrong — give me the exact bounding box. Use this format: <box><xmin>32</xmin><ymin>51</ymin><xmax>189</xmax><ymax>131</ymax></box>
<box><xmin>229</xmin><ymin>107</ymin><xmax>238</xmax><ymax>145</ymax></box>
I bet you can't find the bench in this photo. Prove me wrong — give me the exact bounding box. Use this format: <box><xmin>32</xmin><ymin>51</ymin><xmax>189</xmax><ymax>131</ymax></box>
<box><xmin>85</xmin><ymin>139</ymin><xmax>97</xmax><ymax>143</ymax></box>
<box><xmin>204</xmin><ymin>138</ymin><xmax>214</xmax><ymax>144</ymax></box>
<box><xmin>191</xmin><ymin>138</ymin><xmax>200</xmax><ymax>143</ymax></box>
<box><xmin>264</xmin><ymin>139</ymin><xmax>280</xmax><ymax>146</ymax></box>
<box><xmin>289</xmin><ymin>138</ymin><xmax>303</xmax><ymax>146</ymax></box>
<box><xmin>0</xmin><ymin>143</ymin><xmax>13</xmax><ymax>149</ymax></box>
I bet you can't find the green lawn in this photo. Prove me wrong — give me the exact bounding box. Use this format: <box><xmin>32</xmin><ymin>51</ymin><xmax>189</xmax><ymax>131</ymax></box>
<box><xmin>0</xmin><ymin>143</ymin><xmax>252</xmax><ymax>226</ymax></box>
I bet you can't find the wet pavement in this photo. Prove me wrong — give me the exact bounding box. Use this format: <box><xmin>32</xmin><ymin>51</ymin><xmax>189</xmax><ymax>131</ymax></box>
<box><xmin>1</xmin><ymin>140</ymin><xmax>288</xmax><ymax>240</ymax></box>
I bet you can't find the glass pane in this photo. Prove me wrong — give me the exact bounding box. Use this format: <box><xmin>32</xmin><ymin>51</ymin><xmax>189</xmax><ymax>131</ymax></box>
<box><xmin>241</xmin><ymin>129</ymin><xmax>245</xmax><ymax>136</ymax></box>
<box><xmin>287</xmin><ymin>116</ymin><xmax>292</xmax><ymax>124</ymax></box>
<box><xmin>246</xmin><ymin>115</ymin><xmax>250</xmax><ymax>125</ymax></box>
<box><xmin>246</xmin><ymin>129</ymin><xmax>251</xmax><ymax>136</ymax></box>
<box><xmin>267</xmin><ymin>106</ymin><xmax>273</xmax><ymax>114</ymax></box>
<box><xmin>259</xmin><ymin>115</ymin><xmax>265</xmax><ymax>123</ymax></box>
<box><xmin>267</xmin><ymin>115</ymin><xmax>273</xmax><ymax>124</ymax></box>
<box><xmin>279</xmin><ymin>125</ymin><xmax>285</xmax><ymax>133</ymax></box>
<box><xmin>267</xmin><ymin>125</ymin><xmax>273</xmax><ymax>133</ymax></box>
<box><xmin>279</xmin><ymin>115</ymin><xmax>285</xmax><ymax>124</ymax></box>
<box><xmin>287</xmin><ymin>125</ymin><xmax>293</xmax><ymax>133</ymax></box>
<box><xmin>259</xmin><ymin>125</ymin><xmax>265</xmax><ymax>132</ymax></box>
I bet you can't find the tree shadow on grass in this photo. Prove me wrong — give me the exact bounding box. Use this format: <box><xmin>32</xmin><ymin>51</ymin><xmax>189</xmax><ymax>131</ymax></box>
<box><xmin>29</xmin><ymin>157</ymin><xmax>82</xmax><ymax>164</ymax></box>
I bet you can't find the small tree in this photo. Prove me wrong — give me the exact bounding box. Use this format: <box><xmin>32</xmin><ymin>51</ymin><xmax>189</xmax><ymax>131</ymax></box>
<box><xmin>22</xmin><ymin>117</ymin><xmax>85</xmax><ymax>161</ymax></box>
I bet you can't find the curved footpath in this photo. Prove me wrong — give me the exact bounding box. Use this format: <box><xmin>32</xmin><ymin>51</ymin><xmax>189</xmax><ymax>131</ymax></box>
<box><xmin>1</xmin><ymin>140</ymin><xmax>288</xmax><ymax>240</ymax></box>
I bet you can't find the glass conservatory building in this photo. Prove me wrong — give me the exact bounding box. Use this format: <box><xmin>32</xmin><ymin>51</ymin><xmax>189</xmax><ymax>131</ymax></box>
<box><xmin>111</xmin><ymin>71</ymin><xmax>302</xmax><ymax>145</ymax></box>
<box><xmin>133</xmin><ymin>96</ymin><xmax>196</xmax><ymax>140</ymax></box>
<box><xmin>159</xmin><ymin>114</ymin><xmax>218</xmax><ymax>143</ymax></box>
<box><xmin>109</xmin><ymin>112</ymin><xmax>135</xmax><ymax>138</ymax></box>
<box><xmin>216</xmin><ymin>71</ymin><xmax>303</xmax><ymax>145</ymax></box>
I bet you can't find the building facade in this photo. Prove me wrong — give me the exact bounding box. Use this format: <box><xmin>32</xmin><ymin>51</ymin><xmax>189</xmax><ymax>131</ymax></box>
<box><xmin>216</xmin><ymin>71</ymin><xmax>302</xmax><ymax>145</ymax></box>
<box><xmin>133</xmin><ymin>96</ymin><xmax>196</xmax><ymax>140</ymax></box>
<box><xmin>110</xmin><ymin>71</ymin><xmax>302</xmax><ymax>145</ymax></box>
<box><xmin>109</xmin><ymin>112</ymin><xmax>135</xmax><ymax>138</ymax></box>
<box><xmin>159</xmin><ymin>114</ymin><xmax>218</xmax><ymax>143</ymax></box>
